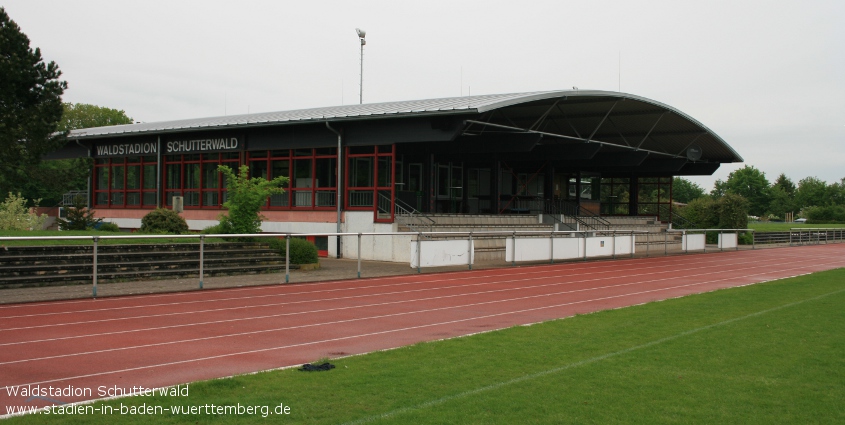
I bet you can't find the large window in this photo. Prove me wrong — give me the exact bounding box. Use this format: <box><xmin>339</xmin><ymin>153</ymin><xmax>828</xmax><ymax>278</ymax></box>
<box><xmin>93</xmin><ymin>156</ymin><xmax>157</xmax><ymax>208</ymax></box>
<box><xmin>600</xmin><ymin>176</ymin><xmax>672</xmax><ymax>221</ymax></box>
<box><xmin>247</xmin><ymin>148</ymin><xmax>337</xmax><ymax>210</ymax></box>
<box><xmin>163</xmin><ymin>152</ymin><xmax>240</xmax><ymax>208</ymax></box>
<box><xmin>346</xmin><ymin>145</ymin><xmax>393</xmax><ymax>210</ymax></box>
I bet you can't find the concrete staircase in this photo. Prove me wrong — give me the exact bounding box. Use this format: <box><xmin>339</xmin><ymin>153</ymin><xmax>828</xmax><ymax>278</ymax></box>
<box><xmin>396</xmin><ymin>214</ymin><xmax>681</xmax><ymax>261</ymax></box>
<box><xmin>0</xmin><ymin>242</ymin><xmax>290</xmax><ymax>289</ymax></box>
<box><xmin>396</xmin><ymin>214</ymin><xmax>555</xmax><ymax>261</ymax></box>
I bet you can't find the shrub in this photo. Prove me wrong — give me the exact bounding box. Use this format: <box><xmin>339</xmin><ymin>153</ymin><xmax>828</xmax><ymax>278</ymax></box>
<box><xmin>679</xmin><ymin>197</ymin><xmax>717</xmax><ymax>228</ymax></box>
<box><xmin>217</xmin><ymin>165</ymin><xmax>288</xmax><ymax>234</ymax></box>
<box><xmin>717</xmin><ymin>193</ymin><xmax>750</xmax><ymax>229</ymax></box>
<box><xmin>201</xmin><ymin>224</ymin><xmax>225</xmax><ymax>234</ymax></box>
<box><xmin>57</xmin><ymin>195</ymin><xmax>102</xmax><ymax>230</ymax></box>
<box><xmin>0</xmin><ymin>193</ymin><xmax>47</xmax><ymax>231</ymax></box>
<box><xmin>98</xmin><ymin>222</ymin><xmax>121</xmax><ymax>232</ymax></box>
<box><xmin>803</xmin><ymin>205</ymin><xmax>845</xmax><ymax>222</ymax></box>
<box><xmin>268</xmin><ymin>237</ymin><xmax>318</xmax><ymax>264</ymax></box>
<box><xmin>140</xmin><ymin>208</ymin><xmax>188</xmax><ymax>234</ymax></box>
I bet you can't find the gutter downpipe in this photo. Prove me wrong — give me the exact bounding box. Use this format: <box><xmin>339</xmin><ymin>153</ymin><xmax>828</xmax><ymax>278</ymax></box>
<box><xmin>156</xmin><ymin>136</ymin><xmax>161</xmax><ymax>208</ymax></box>
<box><xmin>325</xmin><ymin>122</ymin><xmax>343</xmax><ymax>258</ymax></box>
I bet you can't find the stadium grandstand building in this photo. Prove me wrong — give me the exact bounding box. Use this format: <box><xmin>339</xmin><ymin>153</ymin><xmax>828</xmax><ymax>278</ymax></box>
<box><xmin>48</xmin><ymin>90</ymin><xmax>743</xmax><ymax>259</ymax></box>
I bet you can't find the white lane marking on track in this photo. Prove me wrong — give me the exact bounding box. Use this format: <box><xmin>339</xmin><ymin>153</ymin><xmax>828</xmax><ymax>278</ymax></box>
<box><xmin>2</xmin><ymin>242</ymin><xmax>840</xmax><ymax>312</ymax></box>
<box><xmin>3</xmin><ymin>244</ymin><xmax>836</xmax><ymax>314</ymax></box>
<box><xmin>1</xmin><ymin>247</ymin><xmax>829</xmax><ymax>322</ymax></box>
<box><xmin>3</xmin><ymin>257</ymin><xmax>843</xmax><ymax>391</ymax></box>
<box><xmin>0</xmin><ymin>252</ymin><xmax>832</xmax><ymax>337</ymax></box>
<box><xmin>1</xmin><ymin>258</ymin><xmax>841</xmax><ymax>370</ymax></box>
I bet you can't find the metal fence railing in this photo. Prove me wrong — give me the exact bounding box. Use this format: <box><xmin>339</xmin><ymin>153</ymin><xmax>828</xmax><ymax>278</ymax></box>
<box><xmin>9</xmin><ymin>227</ymin><xmax>839</xmax><ymax>300</ymax></box>
<box><xmin>789</xmin><ymin>228</ymin><xmax>845</xmax><ymax>245</ymax></box>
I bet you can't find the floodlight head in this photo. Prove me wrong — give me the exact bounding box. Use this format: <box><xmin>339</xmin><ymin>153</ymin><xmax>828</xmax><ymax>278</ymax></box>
<box><xmin>356</xmin><ymin>28</ymin><xmax>366</xmax><ymax>38</ymax></box>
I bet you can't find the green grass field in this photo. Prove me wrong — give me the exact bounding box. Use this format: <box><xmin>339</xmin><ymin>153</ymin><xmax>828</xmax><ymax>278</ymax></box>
<box><xmin>5</xmin><ymin>269</ymin><xmax>845</xmax><ymax>424</ymax></box>
<box><xmin>748</xmin><ymin>222</ymin><xmax>845</xmax><ymax>232</ymax></box>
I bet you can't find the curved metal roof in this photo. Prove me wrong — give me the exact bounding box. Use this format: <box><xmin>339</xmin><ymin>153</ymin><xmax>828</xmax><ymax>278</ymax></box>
<box><xmin>67</xmin><ymin>90</ymin><xmax>742</xmax><ymax>163</ymax></box>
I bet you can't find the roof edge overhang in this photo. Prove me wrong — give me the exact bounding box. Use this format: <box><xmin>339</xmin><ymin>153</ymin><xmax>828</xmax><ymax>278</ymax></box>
<box><xmin>63</xmin><ymin>89</ymin><xmax>741</xmax><ymax>164</ymax></box>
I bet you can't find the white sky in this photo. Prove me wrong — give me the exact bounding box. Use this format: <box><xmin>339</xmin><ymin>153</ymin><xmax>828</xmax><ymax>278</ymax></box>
<box><xmin>4</xmin><ymin>0</ymin><xmax>844</xmax><ymax>191</ymax></box>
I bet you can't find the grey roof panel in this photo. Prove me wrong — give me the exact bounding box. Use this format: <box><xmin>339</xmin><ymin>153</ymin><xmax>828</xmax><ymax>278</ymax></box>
<box><xmin>66</xmin><ymin>89</ymin><xmax>741</xmax><ymax>163</ymax></box>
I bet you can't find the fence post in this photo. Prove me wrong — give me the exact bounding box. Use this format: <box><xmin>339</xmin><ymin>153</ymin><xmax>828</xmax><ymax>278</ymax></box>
<box><xmin>631</xmin><ymin>230</ymin><xmax>635</xmax><ymax>258</ymax></box>
<box><xmin>549</xmin><ymin>230</ymin><xmax>554</xmax><ymax>264</ymax></box>
<box><xmin>583</xmin><ymin>231</ymin><xmax>588</xmax><ymax>262</ymax></box>
<box><xmin>752</xmin><ymin>230</ymin><xmax>756</xmax><ymax>250</ymax></box>
<box><xmin>612</xmin><ymin>231</ymin><xmax>616</xmax><ymax>259</ymax></box>
<box><xmin>664</xmin><ymin>230</ymin><xmax>668</xmax><ymax>256</ymax></box>
<box><xmin>285</xmin><ymin>234</ymin><xmax>290</xmax><ymax>283</ymax></box>
<box><xmin>468</xmin><ymin>232</ymin><xmax>473</xmax><ymax>270</ymax></box>
<box><xmin>199</xmin><ymin>235</ymin><xmax>205</xmax><ymax>289</ymax></box>
<box><xmin>357</xmin><ymin>233</ymin><xmax>362</xmax><ymax>278</ymax></box>
<box><xmin>417</xmin><ymin>232</ymin><xmax>422</xmax><ymax>273</ymax></box>
<box><xmin>512</xmin><ymin>231</ymin><xmax>517</xmax><ymax>266</ymax></box>
<box><xmin>92</xmin><ymin>236</ymin><xmax>99</xmax><ymax>298</ymax></box>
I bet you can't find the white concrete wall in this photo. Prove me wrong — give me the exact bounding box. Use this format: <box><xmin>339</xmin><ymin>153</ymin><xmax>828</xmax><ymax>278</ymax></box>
<box><xmin>341</xmin><ymin>211</ymin><xmax>410</xmax><ymax>262</ymax></box>
<box><xmin>718</xmin><ymin>233</ymin><xmax>738</xmax><ymax>249</ymax></box>
<box><xmin>586</xmin><ymin>235</ymin><xmax>635</xmax><ymax>257</ymax></box>
<box><xmin>682</xmin><ymin>234</ymin><xmax>706</xmax><ymax>251</ymax></box>
<box><xmin>410</xmin><ymin>239</ymin><xmax>475</xmax><ymax>268</ymax></box>
<box><xmin>106</xmin><ymin>218</ymin><xmax>144</xmax><ymax>229</ymax></box>
<box><xmin>505</xmin><ymin>235</ymin><xmax>634</xmax><ymax>263</ymax></box>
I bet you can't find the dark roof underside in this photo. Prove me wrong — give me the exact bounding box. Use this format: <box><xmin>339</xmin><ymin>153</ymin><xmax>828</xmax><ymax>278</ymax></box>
<box><xmin>63</xmin><ymin>90</ymin><xmax>741</xmax><ymax>165</ymax></box>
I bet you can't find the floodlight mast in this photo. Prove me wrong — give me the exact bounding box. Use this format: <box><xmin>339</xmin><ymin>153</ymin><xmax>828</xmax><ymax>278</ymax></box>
<box><xmin>356</xmin><ymin>28</ymin><xmax>366</xmax><ymax>104</ymax></box>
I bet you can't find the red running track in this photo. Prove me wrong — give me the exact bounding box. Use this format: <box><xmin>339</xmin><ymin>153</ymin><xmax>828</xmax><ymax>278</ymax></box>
<box><xmin>2</xmin><ymin>243</ymin><xmax>844</xmax><ymax>411</ymax></box>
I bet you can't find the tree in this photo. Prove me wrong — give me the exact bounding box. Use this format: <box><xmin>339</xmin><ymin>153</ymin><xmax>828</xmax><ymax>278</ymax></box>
<box><xmin>217</xmin><ymin>165</ymin><xmax>288</xmax><ymax>234</ymax></box>
<box><xmin>672</xmin><ymin>177</ymin><xmax>705</xmax><ymax>204</ymax></box>
<box><xmin>57</xmin><ymin>103</ymin><xmax>133</xmax><ymax>131</ymax></box>
<box><xmin>830</xmin><ymin>178</ymin><xmax>845</xmax><ymax>206</ymax></box>
<box><xmin>795</xmin><ymin>176</ymin><xmax>828</xmax><ymax>209</ymax></box>
<box><xmin>0</xmin><ymin>7</ymin><xmax>67</xmax><ymax>196</ymax></box>
<box><xmin>720</xmin><ymin>165</ymin><xmax>770</xmax><ymax>217</ymax></box>
<box><xmin>767</xmin><ymin>186</ymin><xmax>795</xmax><ymax>220</ymax></box>
<box><xmin>717</xmin><ymin>193</ymin><xmax>749</xmax><ymax>229</ymax></box>
<box><xmin>710</xmin><ymin>179</ymin><xmax>727</xmax><ymax>198</ymax></box>
<box><xmin>56</xmin><ymin>195</ymin><xmax>102</xmax><ymax>230</ymax></box>
<box><xmin>21</xmin><ymin>103</ymin><xmax>134</xmax><ymax>206</ymax></box>
<box><xmin>772</xmin><ymin>173</ymin><xmax>796</xmax><ymax>196</ymax></box>
<box><xmin>765</xmin><ymin>173</ymin><xmax>796</xmax><ymax>219</ymax></box>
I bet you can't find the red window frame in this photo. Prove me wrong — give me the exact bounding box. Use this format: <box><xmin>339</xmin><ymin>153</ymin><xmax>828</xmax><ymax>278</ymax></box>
<box><xmin>247</xmin><ymin>148</ymin><xmax>338</xmax><ymax>210</ymax></box>
<box><xmin>93</xmin><ymin>156</ymin><xmax>157</xmax><ymax>209</ymax></box>
<box><xmin>344</xmin><ymin>144</ymin><xmax>395</xmax><ymax>222</ymax></box>
<box><xmin>162</xmin><ymin>152</ymin><xmax>240</xmax><ymax>208</ymax></box>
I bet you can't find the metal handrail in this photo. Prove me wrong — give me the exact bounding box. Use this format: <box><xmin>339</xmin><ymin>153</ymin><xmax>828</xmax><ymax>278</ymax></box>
<box><xmin>544</xmin><ymin>199</ymin><xmax>611</xmax><ymax>231</ymax></box>
<box><xmin>387</xmin><ymin>192</ymin><xmax>436</xmax><ymax>232</ymax></box>
<box><xmin>670</xmin><ymin>211</ymin><xmax>699</xmax><ymax>230</ymax></box>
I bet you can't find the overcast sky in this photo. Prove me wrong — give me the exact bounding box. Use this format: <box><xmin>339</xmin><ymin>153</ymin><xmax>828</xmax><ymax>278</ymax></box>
<box><xmin>4</xmin><ymin>0</ymin><xmax>844</xmax><ymax>191</ymax></box>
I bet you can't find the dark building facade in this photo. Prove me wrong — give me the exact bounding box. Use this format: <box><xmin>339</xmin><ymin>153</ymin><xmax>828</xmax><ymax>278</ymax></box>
<box><xmin>51</xmin><ymin>90</ymin><xmax>742</xmax><ymax>258</ymax></box>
